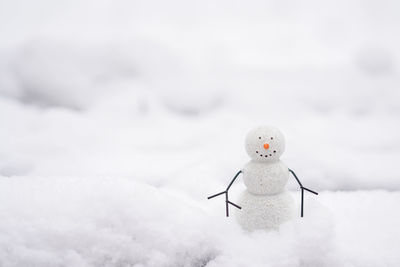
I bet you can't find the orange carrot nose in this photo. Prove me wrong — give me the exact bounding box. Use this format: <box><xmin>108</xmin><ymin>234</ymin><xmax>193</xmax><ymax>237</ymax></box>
<box><xmin>263</xmin><ymin>143</ymin><xmax>270</xmax><ymax>149</ymax></box>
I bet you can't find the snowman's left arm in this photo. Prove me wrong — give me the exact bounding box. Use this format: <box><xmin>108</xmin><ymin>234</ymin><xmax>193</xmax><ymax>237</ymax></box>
<box><xmin>288</xmin><ymin>169</ymin><xmax>318</xmax><ymax>217</ymax></box>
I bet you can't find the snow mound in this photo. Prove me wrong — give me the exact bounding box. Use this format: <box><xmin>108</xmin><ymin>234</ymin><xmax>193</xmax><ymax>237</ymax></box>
<box><xmin>0</xmin><ymin>176</ymin><xmax>217</xmax><ymax>267</ymax></box>
<box><xmin>3</xmin><ymin>176</ymin><xmax>398</xmax><ymax>267</ymax></box>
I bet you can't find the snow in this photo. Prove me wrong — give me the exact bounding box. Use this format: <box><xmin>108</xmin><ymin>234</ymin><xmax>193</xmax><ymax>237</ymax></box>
<box><xmin>1</xmin><ymin>0</ymin><xmax>400</xmax><ymax>265</ymax></box>
<box><xmin>1</xmin><ymin>176</ymin><xmax>399</xmax><ymax>267</ymax></box>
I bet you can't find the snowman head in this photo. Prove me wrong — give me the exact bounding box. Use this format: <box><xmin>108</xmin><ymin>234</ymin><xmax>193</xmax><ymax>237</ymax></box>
<box><xmin>245</xmin><ymin>126</ymin><xmax>285</xmax><ymax>162</ymax></box>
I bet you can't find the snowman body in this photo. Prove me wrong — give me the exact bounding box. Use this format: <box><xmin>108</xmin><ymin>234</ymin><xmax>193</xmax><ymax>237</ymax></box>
<box><xmin>242</xmin><ymin>160</ymin><xmax>289</xmax><ymax>195</ymax></box>
<box><xmin>235</xmin><ymin>126</ymin><xmax>295</xmax><ymax>231</ymax></box>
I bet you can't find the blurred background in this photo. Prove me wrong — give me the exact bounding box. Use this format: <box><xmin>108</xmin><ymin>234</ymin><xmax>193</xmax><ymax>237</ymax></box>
<box><xmin>1</xmin><ymin>0</ymin><xmax>399</xmax><ymax>192</ymax></box>
<box><xmin>1</xmin><ymin>0</ymin><xmax>400</xmax><ymax>266</ymax></box>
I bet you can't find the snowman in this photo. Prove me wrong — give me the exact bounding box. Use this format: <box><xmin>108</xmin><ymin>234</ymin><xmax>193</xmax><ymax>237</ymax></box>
<box><xmin>208</xmin><ymin>126</ymin><xmax>318</xmax><ymax>231</ymax></box>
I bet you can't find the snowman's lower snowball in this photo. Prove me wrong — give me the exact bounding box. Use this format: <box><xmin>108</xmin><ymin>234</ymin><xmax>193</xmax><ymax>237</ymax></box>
<box><xmin>235</xmin><ymin>190</ymin><xmax>295</xmax><ymax>231</ymax></box>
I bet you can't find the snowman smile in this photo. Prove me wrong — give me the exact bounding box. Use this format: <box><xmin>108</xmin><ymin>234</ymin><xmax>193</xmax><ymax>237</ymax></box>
<box><xmin>255</xmin><ymin>150</ymin><xmax>277</xmax><ymax>157</ymax></box>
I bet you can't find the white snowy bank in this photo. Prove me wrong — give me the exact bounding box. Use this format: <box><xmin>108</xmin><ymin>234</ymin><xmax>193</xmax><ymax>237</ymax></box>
<box><xmin>1</xmin><ymin>176</ymin><xmax>399</xmax><ymax>267</ymax></box>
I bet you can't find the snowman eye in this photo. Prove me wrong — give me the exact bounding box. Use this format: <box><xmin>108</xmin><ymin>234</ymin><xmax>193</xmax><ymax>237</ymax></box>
<box><xmin>271</xmin><ymin>137</ymin><xmax>273</xmax><ymax>140</ymax></box>
<box><xmin>258</xmin><ymin>137</ymin><xmax>261</xmax><ymax>139</ymax></box>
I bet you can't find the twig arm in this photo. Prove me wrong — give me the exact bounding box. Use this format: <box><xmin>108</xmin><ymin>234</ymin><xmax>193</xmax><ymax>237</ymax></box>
<box><xmin>207</xmin><ymin>191</ymin><xmax>226</xmax><ymax>199</ymax></box>
<box><xmin>226</xmin><ymin>170</ymin><xmax>242</xmax><ymax>191</ymax></box>
<box><xmin>288</xmin><ymin>168</ymin><xmax>318</xmax><ymax>217</ymax></box>
<box><xmin>303</xmin><ymin>187</ymin><xmax>318</xmax><ymax>195</ymax></box>
<box><xmin>207</xmin><ymin>170</ymin><xmax>243</xmax><ymax>217</ymax></box>
<box><xmin>289</xmin><ymin>169</ymin><xmax>303</xmax><ymax>188</ymax></box>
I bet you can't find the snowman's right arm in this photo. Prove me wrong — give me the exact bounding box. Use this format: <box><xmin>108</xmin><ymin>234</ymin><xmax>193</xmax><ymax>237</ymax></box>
<box><xmin>207</xmin><ymin>170</ymin><xmax>243</xmax><ymax>217</ymax></box>
<box><xmin>207</xmin><ymin>170</ymin><xmax>242</xmax><ymax>199</ymax></box>
<box><xmin>226</xmin><ymin>170</ymin><xmax>242</xmax><ymax>191</ymax></box>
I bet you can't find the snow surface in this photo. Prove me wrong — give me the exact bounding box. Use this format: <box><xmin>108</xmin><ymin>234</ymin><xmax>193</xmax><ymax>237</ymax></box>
<box><xmin>1</xmin><ymin>177</ymin><xmax>400</xmax><ymax>267</ymax></box>
<box><xmin>1</xmin><ymin>0</ymin><xmax>400</xmax><ymax>266</ymax></box>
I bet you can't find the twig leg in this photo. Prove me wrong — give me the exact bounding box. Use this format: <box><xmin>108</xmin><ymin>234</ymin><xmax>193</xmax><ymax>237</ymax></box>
<box><xmin>225</xmin><ymin>192</ymin><xmax>229</xmax><ymax>217</ymax></box>
<box><xmin>301</xmin><ymin>189</ymin><xmax>304</xmax><ymax>217</ymax></box>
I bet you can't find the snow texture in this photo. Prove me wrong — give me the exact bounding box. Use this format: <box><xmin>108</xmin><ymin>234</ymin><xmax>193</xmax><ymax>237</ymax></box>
<box><xmin>235</xmin><ymin>190</ymin><xmax>295</xmax><ymax>231</ymax></box>
<box><xmin>243</xmin><ymin>160</ymin><xmax>289</xmax><ymax>195</ymax></box>
<box><xmin>0</xmin><ymin>0</ymin><xmax>400</xmax><ymax>266</ymax></box>
<box><xmin>1</xmin><ymin>176</ymin><xmax>400</xmax><ymax>267</ymax></box>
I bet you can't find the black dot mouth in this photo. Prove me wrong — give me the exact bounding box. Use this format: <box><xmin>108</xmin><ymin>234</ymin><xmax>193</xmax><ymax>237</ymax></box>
<box><xmin>256</xmin><ymin>150</ymin><xmax>276</xmax><ymax>158</ymax></box>
<box><xmin>257</xmin><ymin>153</ymin><xmax>270</xmax><ymax>158</ymax></box>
